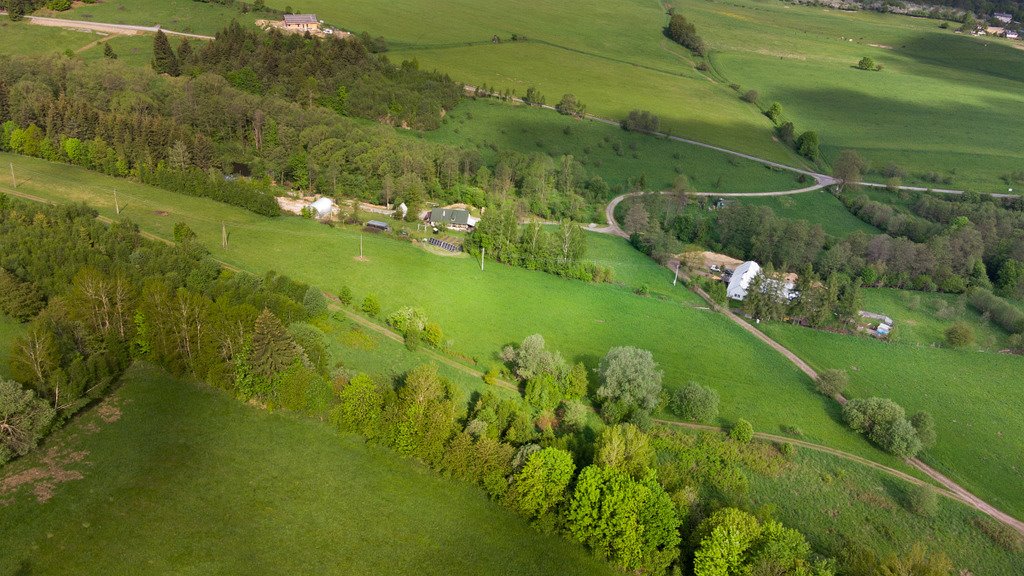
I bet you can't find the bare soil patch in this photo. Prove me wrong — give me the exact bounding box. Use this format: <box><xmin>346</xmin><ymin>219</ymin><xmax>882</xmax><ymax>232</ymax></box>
<box><xmin>1</xmin><ymin>447</ymin><xmax>88</xmax><ymax>504</ymax></box>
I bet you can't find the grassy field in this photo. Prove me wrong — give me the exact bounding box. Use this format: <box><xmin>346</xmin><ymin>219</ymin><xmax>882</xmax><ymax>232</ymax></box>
<box><xmin>682</xmin><ymin>0</ymin><xmax>1024</xmax><ymax>192</ymax></box>
<box><xmin>0</xmin><ymin>152</ymin><xmax>908</xmax><ymax>468</ymax></box>
<box><xmin>735</xmin><ymin>190</ymin><xmax>879</xmax><ymax>237</ymax></box>
<box><xmin>0</xmin><ymin>315</ymin><xmax>25</xmax><ymax>380</ymax></box>
<box><xmin>262</xmin><ymin>0</ymin><xmax>804</xmax><ymax>166</ymax></box>
<box><xmin>40</xmin><ymin>0</ymin><xmax>256</xmax><ymax>36</ymax></box>
<box><xmin>0</xmin><ymin>362</ymin><xmax>619</xmax><ymax>575</ymax></box>
<box><xmin>861</xmin><ymin>287</ymin><xmax>1014</xmax><ymax>351</ymax></box>
<box><xmin>77</xmin><ymin>34</ymin><xmax>163</xmax><ymax>68</ymax></box>
<box><xmin>409</xmin><ymin>98</ymin><xmax>803</xmax><ymax>193</ymax></box>
<box><xmin>760</xmin><ymin>321</ymin><xmax>1024</xmax><ymax>521</ymax></box>
<box><xmin>747</xmin><ymin>446</ymin><xmax>1024</xmax><ymax>574</ymax></box>
<box><xmin>0</xmin><ymin>20</ymin><xmax>99</xmax><ymax>56</ymax></box>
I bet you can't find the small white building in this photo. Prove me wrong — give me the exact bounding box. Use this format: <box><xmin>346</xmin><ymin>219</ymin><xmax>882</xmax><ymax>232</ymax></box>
<box><xmin>727</xmin><ymin>261</ymin><xmax>761</xmax><ymax>300</ymax></box>
<box><xmin>994</xmin><ymin>12</ymin><xmax>1013</xmax><ymax>24</ymax></box>
<box><xmin>307</xmin><ymin>197</ymin><xmax>335</xmax><ymax>219</ymax></box>
<box><xmin>1007</xmin><ymin>30</ymin><xmax>1020</xmax><ymax>39</ymax></box>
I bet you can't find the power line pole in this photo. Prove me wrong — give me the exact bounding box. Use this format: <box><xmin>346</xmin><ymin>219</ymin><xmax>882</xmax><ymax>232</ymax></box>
<box><xmin>673</xmin><ymin>262</ymin><xmax>680</xmax><ymax>286</ymax></box>
<box><xmin>9</xmin><ymin>163</ymin><xmax>15</xmax><ymax>189</ymax></box>
<box><xmin>221</xmin><ymin>221</ymin><xmax>227</xmax><ymax>248</ymax></box>
<box><xmin>480</xmin><ymin>246</ymin><xmax>485</xmax><ymax>271</ymax></box>
<box><xmin>114</xmin><ymin>190</ymin><xmax>120</xmax><ymax>215</ymax></box>
<box><xmin>360</xmin><ymin>234</ymin><xmax>363</xmax><ymax>259</ymax></box>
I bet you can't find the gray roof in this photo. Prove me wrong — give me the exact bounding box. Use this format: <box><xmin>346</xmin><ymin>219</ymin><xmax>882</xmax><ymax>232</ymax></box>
<box><xmin>430</xmin><ymin>208</ymin><xmax>470</xmax><ymax>226</ymax></box>
<box><xmin>283</xmin><ymin>14</ymin><xmax>318</xmax><ymax>25</ymax></box>
<box><xmin>366</xmin><ymin>220</ymin><xmax>390</xmax><ymax>229</ymax></box>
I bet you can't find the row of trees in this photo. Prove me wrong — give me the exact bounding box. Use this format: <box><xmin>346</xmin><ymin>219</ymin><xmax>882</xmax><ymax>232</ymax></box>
<box><xmin>665</xmin><ymin>14</ymin><xmax>707</xmax><ymax>56</ymax></box>
<box><xmin>465</xmin><ymin>206</ymin><xmax>613</xmax><ymax>282</ymax></box>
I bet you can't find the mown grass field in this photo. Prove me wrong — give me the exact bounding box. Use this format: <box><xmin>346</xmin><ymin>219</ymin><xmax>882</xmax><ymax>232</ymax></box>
<box><xmin>0</xmin><ymin>363</ymin><xmax>619</xmax><ymax>576</ymax></box>
<box><xmin>735</xmin><ymin>190</ymin><xmax>880</xmax><ymax>237</ymax></box>
<box><xmin>682</xmin><ymin>0</ymin><xmax>1024</xmax><ymax>192</ymax></box>
<box><xmin>0</xmin><ymin>20</ymin><xmax>99</xmax><ymax>56</ymax></box>
<box><xmin>41</xmin><ymin>0</ymin><xmax>255</xmax><ymax>36</ymax></box>
<box><xmin>409</xmin><ymin>98</ymin><xmax>803</xmax><ymax>193</ymax></box>
<box><xmin>861</xmin><ymin>287</ymin><xmax>1013</xmax><ymax>351</ymax></box>
<box><xmin>747</xmin><ymin>446</ymin><xmax>1024</xmax><ymax>574</ymax></box>
<box><xmin>0</xmin><ymin>152</ymin><xmax>906</xmax><ymax>468</ymax></box>
<box><xmin>262</xmin><ymin>0</ymin><xmax>803</xmax><ymax>166</ymax></box>
<box><xmin>760</xmin><ymin>321</ymin><xmax>1024</xmax><ymax>521</ymax></box>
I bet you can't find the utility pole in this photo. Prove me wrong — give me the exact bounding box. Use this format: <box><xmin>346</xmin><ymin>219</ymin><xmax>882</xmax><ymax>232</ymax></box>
<box><xmin>673</xmin><ymin>262</ymin><xmax>680</xmax><ymax>286</ymax></box>
<box><xmin>360</xmin><ymin>234</ymin><xmax>363</xmax><ymax>259</ymax></box>
<box><xmin>114</xmin><ymin>190</ymin><xmax>120</xmax><ymax>215</ymax></box>
<box><xmin>480</xmin><ymin>246</ymin><xmax>485</xmax><ymax>271</ymax></box>
<box><xmin>9</xmin><ymin>163</ymin><xmax>15</xmax><ymax>189</ymax></box>
<box><xmin>221</xmin><ymin>221</ymin><xmax>227</xmax><ymax>248</ymax></box>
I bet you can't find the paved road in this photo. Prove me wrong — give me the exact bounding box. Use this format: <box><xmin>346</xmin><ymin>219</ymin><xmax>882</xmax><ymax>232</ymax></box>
<box><xmin>25</xmin><ymin>15</ymin><xmax>214</xmax><ymax>40</ymax></box>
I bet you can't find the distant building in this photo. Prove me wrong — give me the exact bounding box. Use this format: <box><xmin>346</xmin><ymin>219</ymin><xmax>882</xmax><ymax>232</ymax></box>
<box><xmin>1007</xmin><ymin>30</ymin><xmax>1020</xmax><ymax>39</ymax></box>
<box><xmin>994</xmin><ymin>12</ymin><xmax>1013</xmax><ymax>24</ymax></box>
<box><xmin>986</xmin><ymin>26</ymin><xmax>1007</xmax><ymax>36</ymax></box>
<box><xmin>283</xmin><ymin>14</ymin><xmax>320</xmax><ymax>31</ymax></box>
<box><xmin>366</xmin><ymin>220</ymin><xmax>390</xmax><ymax>232</ymax></box>
<box><xmin>306</xmin><ymin>197</ymin><xmax>334</xmax><ymax>219</ymax></box>
<box><xmin>429</xmin><ymin>207</ymin><xmax>478</xmax><ymax>231</ymax></box>
<box><xmin>876</xmin><ymin>323</ymin><xmax>892</xmax><ymax>336</ymax></box>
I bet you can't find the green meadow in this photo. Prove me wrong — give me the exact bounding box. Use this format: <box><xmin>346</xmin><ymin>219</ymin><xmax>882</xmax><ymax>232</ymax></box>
<box><xmin>408</xmin><ymin>98</ymin><xmax>803</xmax><ymax>193</ymax></box>
<box><xmin>683</xmin><ymin>0</ymin><xmax>1024</xmax><ymax>192</ymax></box>
<box><xmin>263</xmin><ymin>0</ymin><xmax>803</xmax><ymax>166</ymax></box>
<box><xmin>760</xmin><ymin>321</ymin><xmax>1024</xmax><ymax>521</ymax></box>
<box><xmin>0</xmin><ymin>152</ymin><xmax>904</xmax><ymax>468</ymax></box>
<box><xmin>735</xmin><ymin>190</ymin><xmax>880</xmax><ymax>237</ymax></box>
<box><xmin>0</xmin><ymin>363</ymin><xmax>619</xmax><ymax>576</ymax></box>
<box><xmin>0</xmin><ymin>20</ymin><xmax>98</xmax><ymax>57</ymax></box>
<box><xmin>41</xmin><ymin>0</ymin><xmax>255</xmax><ymax>36</ymax></box>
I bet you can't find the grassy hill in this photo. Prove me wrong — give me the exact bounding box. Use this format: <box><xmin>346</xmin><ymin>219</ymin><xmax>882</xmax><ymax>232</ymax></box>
<box><xmin>0</xmin><ymin>363</ymin><xmax>619</xmax><ymax>575</ymax></box>
<box><xmin>734</xmin><ymin>190</ymin><xmax>880</xmax><ymax>238</ymax></box>
<box><xmin>0</xmin><ymin>152</ymin><xmax>902</xmax><ymax>468</ymax></box>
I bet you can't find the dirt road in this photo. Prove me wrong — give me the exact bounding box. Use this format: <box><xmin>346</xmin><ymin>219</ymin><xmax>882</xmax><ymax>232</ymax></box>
<box><xmin>25</xmin><ymin>16</ymin><xmax>214</xmax><ymax>40</ymax></box>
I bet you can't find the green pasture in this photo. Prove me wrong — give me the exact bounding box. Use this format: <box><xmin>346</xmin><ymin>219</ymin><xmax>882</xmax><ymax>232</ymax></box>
<box><xmin>748</xmin><ymin>446</ymin><xmax>1024</xmax><ymax>574</ymax></box>
<box><xmin>40</xmin><ymin>0</ymin><xmax>254</xmax><ymax>36</ymax></box>
<box><xmin>861</xmin><ymin>287</ymin><xmax>1013</xmax><ymax>351</ymax></box>
<box><xmin>0</xmin><ymin>315</ymin><xmax>25</xmax><ymax>380</ymax></box>
<box><xmin>681</xmin><ymin>0</ymin><xmax>1024</xmax><ymax>192</ymax></box>
<box><xmin>735</xmin><ymin>190</ymin><xmax>880</xmax><ymax>237</ymax></box>
<box><xmin>264</xmin><ymin>0</ymin><xmax>803</xmax><ymax>166</ymax></box>
<box><xmin>77</xmin><ymin>34</ymin><xmax>163</xmax><ymax>68</ymax></box>
<box><xmin>0</xmin><ymin>20</ymin><xmax>98</xmax><ymax>56</ymax></box>
<box><xmin>409</xmin><ymin>98</ymin><xmax>803</xmax><ymax>193</ymax></box>
<box><xmin>0</xmin><ymin>152</ymin><xmax>903</xmax><ymax>467</ymax></box>
<box><xmin>0</xmin><ymin>363</ymin><xmax>618</xmax><ymax>575</ymax></box>
<box><xmin>760</xmin><ymin>321</ymin><xmax>1024</xmax><ymax>521</ymax></box>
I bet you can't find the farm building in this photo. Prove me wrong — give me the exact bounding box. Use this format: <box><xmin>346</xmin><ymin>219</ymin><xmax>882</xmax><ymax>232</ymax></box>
<box><xmin>366</xmin><ymin>220</ymin><xmax>390</xmax><ymax>232</ymax></box>
<box><xmin>726</xmin><ymin>261</ymin><xmax>796</xmax><ymax>301</ymax></box>
<box><xmin>727</xmin><ymin>261</ymin><xmax>761</xmax><ymax>300</ymax></box>
<box><xmin>429</xmin><ymin>207</ymin><xmax>479</xmax><ymax>231</ymax></box>
<box><xmin>1008</xmin><ymin>30</ymin><xmax>1020</xmax><ymax>39</ymax></box>
<box><xmin>306</xmin><ymin>197</ymin><xmax>335</xmax><ymax>219</ymax></box>
<box><xmin>283</xmin><ymin>14</ymin><xmax>320</xmax><ymax>31</ymax></box>
<box><xmin>994</xmin><ymin>12</ymin><xmax>1013</xmax><ymax>24</ymax></box>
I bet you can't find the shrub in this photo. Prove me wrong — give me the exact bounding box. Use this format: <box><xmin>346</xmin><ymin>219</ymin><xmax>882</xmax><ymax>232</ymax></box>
<box><xmin>668</xmin><ymin>382</ymin><xmax>719</xmax><ymax>423</ymax></box>
<box><xmin>361</xmin><ymin>294</ymin><xmax>381</xmax><ymax>317</ymax></box>
<box><xmin>404</xmin><ymin>327</ymin><xmax>421</xmax><ymax>350</ymax></box>
<box><xmin>842</xmin><ymin>397</ymin><xmax>922</xmax><ymax>457</ymax></box>
<box><xmin>730</xmin><ymin>419</ymin><xmax>754</xmax><ymax>444</ymax></box>
<box><xmin>968</xmin><ymin>289</ymin><xmax>1024</xmax><ymax>334</ymax></box>
<box><xmin>911</xmin><ymin>411</ymin><xmax>937</xmax><ymax>450</ymax></box>
<box><xmin>423</xmin><ymin>322</ymin><xmax>444</xmax><ymax>347</ymax></box>
<box><xmin>906</xmin><ymin>485</ymin><xmax>939</xmax><ymax>518</ymax></box>
<box><xmin>741</xmin><ymin>89</ymin><xmax>759</xmax><ymax>104</ymax></box>
<box><xmin>943</xmin><ymin>322</ymin><xmax>973</xmax><ymax>348</ymax></box>
<box><xmin>814</xmin><ymin>369</ymin><xmax>848</xmax><ymax>397</ymax></box>
<box><xmin>338</xmin><ymin>285</ymin><xmax>353</xmax><ymax>306</ymax></box>
<box><xmin>385</xmin><ymin>306</ymin><xmax>427</xmax><ymax>335</ymax></box>
<box><xmin>302</xmin><ymin>286</ymin><xmax>328</xmax><ymax>318</ymax></box>
<box><xmin>620</xmin><ymin>110</ymin><xmax>660</xmax><ymax>133</ymax></box>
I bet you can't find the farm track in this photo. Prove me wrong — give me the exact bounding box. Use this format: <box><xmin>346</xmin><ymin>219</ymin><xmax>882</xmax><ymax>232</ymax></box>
<box><xmin>24</xmin><ymin>15</ymin><xmax>214</xmax><ymax>40</ymax></box>
<box><xmin>4</xmin><ymin>177</ymin><xmax>1023</xmax><ymax>532</ymax></box>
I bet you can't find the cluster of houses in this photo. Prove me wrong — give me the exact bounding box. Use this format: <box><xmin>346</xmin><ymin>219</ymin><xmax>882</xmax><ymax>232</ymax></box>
<box><xmin>259</xmin><ymin>13</ymin><xmax>350</xmax><ymax>38</ymax></box>
<box><xmin>971</xmin><ymin>12</ymin><xmax>1021</xmax><ymax>39</ymax></box>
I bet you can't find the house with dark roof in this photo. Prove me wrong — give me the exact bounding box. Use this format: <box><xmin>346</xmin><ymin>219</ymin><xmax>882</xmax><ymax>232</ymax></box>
<box><xmin>428</xmin><ymin>208</ymin><xmax>478</xmax><ymax>231</ymax></box>
<box><xmin>283</xmin><ymin>14</ymin><xmax>320</xmax><ymax>31</ymax></box>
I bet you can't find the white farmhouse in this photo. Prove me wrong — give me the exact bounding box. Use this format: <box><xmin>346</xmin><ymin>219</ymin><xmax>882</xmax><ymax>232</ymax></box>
<box><xmin>727</xmin><ymin>261</ymin><xmax>761</xmax><ymax>300</ymax></box>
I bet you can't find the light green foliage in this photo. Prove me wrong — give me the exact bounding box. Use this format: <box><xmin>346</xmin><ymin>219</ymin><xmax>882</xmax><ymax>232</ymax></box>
<box><xmin>814</xmin><ymin>369</ymin><xmax>848</xmax><ymax>398</ymax></box>
<box><xmin>524</xmin><ymin>372</ymin><xmax>562</xmax><ymax>411</ymax></box>
<box><xmin>596</xmin><ymin>346</ymin><xmax>662</xmax><ymax>425</ymax></box>
<box><xmin>876</xmin><ymin>543</ymin><xmax>954</xmax><ymax>576</ymax></box>
<box><xmin>288</xmin><ymin>322</ymin><xmax>329</xmax><ymax>375</ymax></box>
<box><xmin>730</xmin><ymin>419</ymin><xmax>754</xmax><ymax>444</ymax></box>
<box><xmin>331</xmin><ymin>373</ymin><xmax>385</xmax><ymax>438</ymax></box>
<box><xmin>0</xmin><ymin>379</ymin><xmax>55</xmax><ymax>464</ymax></box>
<box><xmin>669</xmin><ymin>382</ymin><xmax>719</xmax><ymax>423</ymax></box>
<box><xmin>423</xmin><ymin>322</ymin><xmax>444</xmax><ymax>347</ymax></box>
<box><xmin>562</xmin><ymin>362</ymin><xmax>589</xmax><ymax>400</ymax></box>
<box><xmin>567</xmin><ymin>465</ymin><xmax>680</xmax><ymax>574</ymax></box>
<box><xmin>906</xmin><ymin>485</ymin><xmax>940</xmax><ymax>519</ymax></box>
<box><xmin>276</xmin><ymin>360</ymin><xmax>330</xmax><ymax>414</ymax></box>
<box><xmin>842</xmin><ymin>397</ymin><xmax>922</xmax><ymax>458</ymax></box>
<box><xmin>944</xmin><ymin>322</ymin><xmax>973</xmax><ymax>348</ymax></box>
<box><xmin>692</xmin><ymin>507</ymin><xmax>763</xmax><ymax>576</ymax></box>
<box><xmin>302</xmin><ymin>286</ymin><xmax>329</xmax><ymax>318</ymax></box>
<box><xmin>594</xmin><ymin>423</ymin><xmax>655</xmax><ymax>480</ymax></box>
<box><xmin>338</xmin><ymin>285</ymin><xmax>353</xmax><ymax>306</ymax></box>
<box><xmin>361</xmin><ymin>294</ymin><xmax>381</xmax><ymax>317</ymax></box>
<box><xmin>385</xmin><ymin>306</ymin><xmax>428</xmax><ymax>335</ymax></box>
<box><xmin>507</xmin><ymin>447</ymin><xmax>575</xmax><ymax>519</ymax></box>
<box><xmin>503</xmin><ymin>334</ymin><xmax>567</xmax><ymax>381</ymax></box>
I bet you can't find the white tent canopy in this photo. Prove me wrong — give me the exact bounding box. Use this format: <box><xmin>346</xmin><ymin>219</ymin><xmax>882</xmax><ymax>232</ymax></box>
<box><xmin>308</xmin><ymin>197</ymin><xmax>335</xmax><ymax>218</ymax></box>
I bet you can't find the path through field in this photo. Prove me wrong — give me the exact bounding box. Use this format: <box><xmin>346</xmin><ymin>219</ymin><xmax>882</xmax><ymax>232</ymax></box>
<box><xmin>24</xmin><ymin>15</ymin><xmax>214</xmax><ymax>40</ymax></box>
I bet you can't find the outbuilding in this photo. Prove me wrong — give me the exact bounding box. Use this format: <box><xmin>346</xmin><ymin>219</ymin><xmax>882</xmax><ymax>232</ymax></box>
<box><xmin>307</xmin><ymin>197</ymin><xmax>335</xmax><ymax>219</ymax></box>
<box><xmin>726</xmin><ymin>261</ymin><xmax>761</xmax><ymax>300</ymax></box>
<box><xmin>366</xmin><ymin>220</ymin><xmax>390</xmax><ymax>232</ymax></box>
<box><xmin>429</xmin><ymin>207</ymin><xmax>478</xmax><ymax>231</ymax></box>
<box><xmin>283</xmin><ymin>14</ymin><xmax>320</xmax><ymax>31</ymax></box>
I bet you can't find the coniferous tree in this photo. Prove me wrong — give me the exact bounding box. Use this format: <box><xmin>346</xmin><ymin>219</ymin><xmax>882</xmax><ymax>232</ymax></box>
<box><xmin>250</xmin><ymin>308</ymin><xmax>304</xmax><ymax>382</ymax></box>
<box><xmin>103</xmin><ymin>43</ymin><xmax>117</xmax><ymax>60</ymax></box>
<box><xmin>177</xmin><ymin>38</ymin><xmax>193</xmax><ymax>66</ymax></box>
<box><xmin>152</xmin><ymin>31</ymin><xmax>180</xmax><ymax>76</ymax></box>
